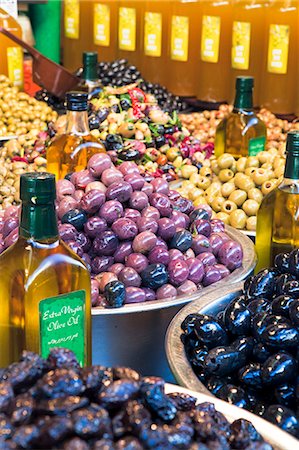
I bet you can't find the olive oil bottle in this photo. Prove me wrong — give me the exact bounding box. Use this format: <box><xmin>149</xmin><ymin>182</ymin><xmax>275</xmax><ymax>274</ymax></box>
<box><xmin>78</xmin><ymin>51</ymin><xmax>102</xmax><ymax>98</ymax></box>
<box><xmin>0</xmin><ymin>173</ymin><xmax>91</xmax><ymax>367</ymax></box>
<box><xmin>215</xmin><ymin>76</ymin><xmax>266</xmax><ymax>158</ymax></box>
<box><xmin>256</xmin><ymin>131</ymin><xmax>299</xmax><ymax>272</ymax></box>
<box><xmin>47</xmin><ymin>91</ymin><xmax>105</xmax><ymax>180</ymax></box>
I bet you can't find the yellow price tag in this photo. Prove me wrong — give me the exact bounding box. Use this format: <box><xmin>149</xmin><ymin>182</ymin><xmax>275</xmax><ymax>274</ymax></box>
<box><xmin>232</xmin><ymin>21</ymin><xmax>251</xmax><ymax>70</ymax></box>
<box><xmin>267</xmin><ymin>24</ymin><xmax>289</xmax><ymax>74</ymax></box>
<box><xmin>64</xmin><ymin>0</ymin><xmax>80</xmax><ymax>39</ymax></box>
<box><xmin>201</xmin><ymin>15</ymin><xmax>221</xmax><ymax>63</ymax></box>
<box><xmin>7</xmin><ymin>47</ymin><xmax>23</xmax><ymax>88</ymax></box>
<box><xmin>94</xmin><ymin>3</ymin><xmax>110</xmax><ymax>46</ymax></box>
<box><xmin>171</xmin><ymin>15</ymin><xmax>189</xmax><ymax>62</ymax></box>
<box><xmin>144</xmin><ymin>12</ymin><xmax>162</xmax><ymax>57</ymax></box>
<box><xmin>118</xmin><ymin>7</ymin><xmax>136</xmax><ymax>51</ymax></box>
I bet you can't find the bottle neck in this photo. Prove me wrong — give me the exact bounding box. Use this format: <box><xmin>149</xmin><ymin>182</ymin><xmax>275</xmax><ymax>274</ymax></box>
<box><xmin>19</xmin><ymin>202</ymin><xmax>58</xmax><ymax>241</ymax></box>
<box><xmin>233</xmin><ymin>89</ymin><xmax>253</xmax><ymax>110</ymax></box>
<box><xmin>82</xmin><ymin>63</ymin><xmax>98</xmax><ymax>82</ymax></box>
<box><xmin>284</xmin><ymin>152</ymin><xmax>299</xmax><ymax>180</ymax></box>
<box><xmin>66</xmin><ymin>110</ymin><xmax>90</xmax><ymax>135</ymax></box>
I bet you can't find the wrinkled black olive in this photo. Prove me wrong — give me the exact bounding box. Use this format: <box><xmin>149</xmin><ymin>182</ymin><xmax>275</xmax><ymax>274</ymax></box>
<box><xmin>37</xmin><ymin>395</ymin><xmax>89</xmax><ymax>416</ymax></box>
<box><xmin>260</xmin><ymin>323</ymin><xmax>299</xmax><ymax>350</ymax></box>
<box><xmin>140</xmin><ymin>264</ymin><xmax>168</xmax><ymax>290</ymax></box>
<box><xmin>38</xmin><ymin>416</ymin><xmax>73</xmax><ymax>447</ymax></box>
<box><xmin>289</xmin><ymin>299</ymin><xmax>299</xmax><ymax>327</ymax></box>
<box><xmin>115</xmin><ymin>436</ymin><xmax>144</xmax><ymax>450</ymax></box>
<box><xmin>72</xmin><ymin>404</ymin><xmax>112</xmax><ymax>439</ymax></box>
<box><xmin>104</xmin><ymin>281</ymin><xmax>126</xmax><ymax>308</ymax></box>
<box><xmin>194</xmin><ymin>315</ymin><xmax>228</xmax><ymax>349</ymax></box>
<box><xmin>261</xmin><ymin>352</ymin><xmax>297</xmax><ymax>386</ymax></box>
<box><xmin>289</xmin><ymin>249</ymin><xmax>299</xmax><ymax>278</ymax></box>
<box><xmin>217</xmin><ymin>384</ymin><xmax>250</xmax><ymax>409</ymax></box>
<box><xmin>12</xmin><ymin>424</ymin><xmax>40</xmax><ymax>448</ymax></box>
<box><xmin>141</xmin><ymin>377</ymin><xmax>177</xmax><ymax>422</ymax></box>
<box><xmin>113</xmin><ymin>367</ymin><xmax>140</xmax><ymax>382</ymax></box>
<box><xmin>99</xmin><ymin>380</ymin><xmax>140</xmax><ymax>409</ymax></box>
<box><xmin>47</xmin><ymin>348</ymin><xmax>80</xmax><ymax>370</ymax></box>
<box><xmin>36</xmin><ymin>368</ymin><xmax>84</xmax><ymax>399</ymax></box>
<box><xmin>1</xmin><ymin>353</ymin><xmax>47</xmax><ymax>393</ymax></box>
<box><xmin>10</xmin><ymin>394</ymin><xmax>35</xmax><ymax>426</ymax></box>
<box><xmin>181</xmin><ymin>313</ymin><xmax>200</xmax><ymax>337</ymax></box>
<box><xmin>203</xmin><ymin>346</ymin><xmax>247</xmax><ymax>377</ymax></box>
<box><xmin>189</xmin><ymin>346</ymin><xmax>209</xmax><ymax>370</ymax></box>
<box><xmin>81</xmin><ymin>366</ymin><xmax>113</xmax><ymax>394</ymax></box>
<box><xmin>0</xmin><ymin>413</ymin><xmax>14</xmax><ymax>440</ymax></box>
<box><xmin>0</xmin><ymin>382</ymin><xmax>14</xmax><ymax>413</ymax></box>
<box><xmin>193</xmin><ymin>402</ymin><xmax>230</xmax><ymax>440</ymax></box>
<box><xmin>271</xmin><ymin>295</ymin><xmax>296</xmax><ymax>318</ymax></box>
<box><xmin>274</xmin><ymin>252</ymin><xmax>290</xmax><ymax>274</ymax></box>
<box><xmin>238</xmin><ymin>363</ymin><xmax>263</xmax><ymax>389</ymax></box>
<box><xmin>275</xmin><ymin>274</ymin><xmax>295</xmax><ymax>296</ymax></box>
<box><xmin>170</xmin><ymin>230</ymin><xmax>193</xmax><ymax>252</ymax></box>
<box><xmin>264</xmin><ymin>405</ymin><xmax>299</xmax><ymax>438</ymax></box>
<box><xmin>246</xmin><ymin>269</ymin><xmax>278</xmax><ymax>299</ymax></box>
<box><xmin>167</xmin><ymin>392</ymin><xmax>197</xmax><ymax>411</ymax></box>
<box><xmin>274</xmin><ymin>383</ymin><xmax>296</xmax><ymax>408</ymax></box>
<box><xmin>229</xmin><ymin>418</ymin><xmax>262</xmax><ymax>448</ymax></box>
<box><xmin>224</xmin><ymin>297</ymin><xmax>251</xmax><ymax>336</ymax></box>
<box><xmin>247</xmin><ymin>298</ymin><xmax>271</xmax><ymax>315</ymax></box>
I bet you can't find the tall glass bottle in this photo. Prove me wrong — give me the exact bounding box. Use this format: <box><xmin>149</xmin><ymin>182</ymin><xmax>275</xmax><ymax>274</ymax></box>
<box><xmin>0</xmin><ymin>173</ymin><xmax>91</xmax><ymax>368</ymax></box>
<box><xmin>256</xmin><ymin>131</ymin><xmax>299</xmax><ymax>272</ymax></box>
<box><xmin>47</xmin><ymin>91</ymin><xmax>106</xmax><ymax>180</ymax></box>
<box><xmin>215</xmin><ymin>76</ymin><xmax>267</xmax><ymax>158</ymax></box>
<box><xmin>79</xmin><ymin>51</ymin><xmax>101</xmax><ymax>97</ymax></box>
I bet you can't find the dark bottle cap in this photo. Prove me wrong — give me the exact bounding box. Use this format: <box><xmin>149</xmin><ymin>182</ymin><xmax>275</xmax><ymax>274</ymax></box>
<box><xmin>20</xmin><ymin>172</ymin><xmax>56</xmax><ymax>204</ymax></box>
<box><xmin>236</xmin><ymin>76</ymin><xmax>254</xmax><ymax>91</ymax></box>
<box><xmin>82</xmin><ymin>51</ymin><xmax>98</xmax><ymax>81</ymax></box>
<box><xmin>286</xmin><ymin>131</ymin><xmax>299</xmax><ymax>155</ymax></box>
<box><xmin>66</xmin><ymin>91</ymin><xmax>88</xmax><ymax>111</ymax></box>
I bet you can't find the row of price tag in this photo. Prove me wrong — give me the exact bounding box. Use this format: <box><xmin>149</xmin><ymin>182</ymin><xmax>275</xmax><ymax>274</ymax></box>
<box><xmin>64</xmin><ymin>1</ymin><xmax>290</xmax><ymax>75</ymax></box>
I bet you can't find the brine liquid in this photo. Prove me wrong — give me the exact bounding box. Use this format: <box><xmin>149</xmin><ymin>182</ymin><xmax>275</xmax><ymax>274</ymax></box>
<box><xmin>255</xmin><ymin>184</ymin><xmax>299</xmax><ymax>273</ymax></box>
<box><xmin>47</xmin><ymin>134</ymin><xmax>105</xmax><ymax>180</ymax></box>
<box><xmin>0</xmin><ymin>237</ymin><xmax>91</xmax><ymax>367</ymax></box>
<box><xmin>214</xmin><ymin>110</ymin><xmax>267</xmax><ymax>158</ymax></box>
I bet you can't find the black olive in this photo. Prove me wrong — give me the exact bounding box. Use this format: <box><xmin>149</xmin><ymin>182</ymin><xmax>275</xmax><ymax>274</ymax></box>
<box><xmin>224</xmin><ymin>297</ymin><xmax>251</xmax><ymax>336</ymax></box>
<box><xmin>140</xmin><ymin>264</ymin><xmax>168</xmax><ymax>290</ymax></box>
<box><xmin>145</xmin><ymin>140</ymin><xmax>155</xmax><ymax>148</ymax></box>
<box><xmin>232</xmin><ymin>336</ymin><xmax>255</xmax><ymax>361</ymax></box>
<box><xmin>260</xmin><ymin>323</ymin><xmax>299</xmax><ymax>351</ymax></box>
<box><xmin>271</xmin><ymin>295</ymin><xmax>296</xmax><ymax>318</ymax></box>
<box><xmin>165</xmin><ymin>126</ymin><xmax>175</xmax><ymax>135</ymax></box>
<box><xmin>120</xmin><ymin>98</ymin><xmax>131</xmax><ymax>110</ymax></box>
<box><xmin>193</xmin><ymin>315</ymin><xmax>228</xmax><ymax>349</ymax></box>
<box><xmin>88</xmin><ymin>114</ymin><xmax>100</xmax><ymax>130</ymax></box>
<box><xmin>261</xmin><ymin>352</ymin><xmax>297</xmax><ymax>386</ymax></box>
<box><xmin>203</xmin><ymin>346</ymin><xmax>247</xmax><ymax>377</ymax></box>
<box><xmin>264</xmin><ymin>405</ymin><xmax>299</xmax><ymax>437</ymax></box>
<box><xmin>106</xmin><ymin>134</ymin><xmax>123</xmax><ymax>145</ymax></box>
<box><xmin>104</xmin><ymin>281</ymin><xmax>126</xmax><ymax>308</ymax></box>
<box><xmin>252</xmin><ymin>343</ymin><xmax>272</xmax><ymax>364</ymax></box>
<box><xmin>189</xmin><ymin>346</ymin><xmax>209</xmax><ymax>369</ymax></box>
<box><xmin>284</xmin><ymin>280</ymin><xmax>299</xmax><ymax>298</ymax></box>
<box><xmin>189</xmin><ymin>208</ymin><xmax>210</xmax><ymax>223</ymax></box>
<box><xmin>117</xmin><ymin>148</ymin><xmax>140</xmax><ymax>161</ymax></box>
<box><xmin>274</xmin><ymin>383</ymin><xmax>296</xmax><ymax>408</ymax></box>
<box><xmin>289</xmin><ymin>249</ymin><xmax>299</xmax><ymax>278</ymax></box>
<box><xmin>206</xmin><ymin>376</ymin><xmax>226</xmax><ymax>395</ymax></box>
<box><xmin>274</xmin><ymin>252</ymin><xmax>290</xmax><ymax>273</ymax></box>
<box><xmin>216</xmin><ymin>384</ymin><xmax>250</xmax><ymax>409</ymax></box>
<box><xmin>247</xmin><ymin>298</ymin><xmax>272</xmax><ymax>315</ymax></box>
<box><xmin>61</xmin><ymin>209</ymin><xmax>87</xmax><ymax>231</ymax></box>
<box><xmin>181</xmin><ymin>313</ymin><xmax>200</xmax><ymax>337</ymax></box>
<box><xmin>246</xmin><ymin>268</ymin><xmax>278</xmax><ymax>299</ymax></box>
<box><xmin>64</xmin><ymin>173</ymin><xmax>73</xmax><ymax>181</ymax></box>
<box><xmin>155</xmin><ymin>135</ymin><xmax>166</xmax><ymax>149</ymax></box>
<box><xmin>289</xmin><ymin>299</ymin><xmax>299</xmax><ymax>327</ymax></box>
<box><xmin>275</xmin><ymin>273</ymin><xmax>295</xmax><ymax>296</ymax></box>
<box><xmin>229</xmin><ymin>418</ymin><xmax>263</xmax><ymax>447</ymax></box>
<box><xmin>238</xmin><ymin>363</ymin><xmax>263</xmax><ymax>389</ymax></box>
<box><xmin>170</xmin><ymin>230</ymin><xmax>192</xmax><ymax>252</ymax></box>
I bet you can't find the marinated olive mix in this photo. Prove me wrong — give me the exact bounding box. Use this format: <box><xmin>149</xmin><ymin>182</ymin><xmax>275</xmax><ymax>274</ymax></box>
<box><xmin>0</xmin><ymin>348</ymin><xmax>273</xmax><ymax>449</ymax></box>
<box><xmin>182</xmin><ymin>249</ymin><xmax>299</xmax><ymax>438</ymax></box>
<box><xmin>0</xmin><ymin>153</ymin><xmax>244</xmax><ymax>307</ymax></box>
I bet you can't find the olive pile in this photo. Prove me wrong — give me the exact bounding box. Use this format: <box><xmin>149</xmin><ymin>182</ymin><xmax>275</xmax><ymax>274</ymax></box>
<box><xmin>176</xmin><ymin>150</ymin><xmax>285</xmax><ymax>231</ymax></box>
<box><xmin>182</xmin><ymin>249</ymin><xmax>299</xmax><ymax>437</ymax></box>
<box><xmin>0</xmin><ymin>348</ymin><xmax>273</xmax><ymax>449</ymax></box>
<box><xmin>0</xmin><ymin>75</ymin><xmax>57</xmax><ymax>137</ymax></box>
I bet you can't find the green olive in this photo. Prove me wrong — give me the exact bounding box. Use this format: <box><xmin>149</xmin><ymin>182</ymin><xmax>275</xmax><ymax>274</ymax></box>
<box><xmin>219</xmin><ymin>168</ymin><xmax>234</xmax><ymax>182</ymax></box>
<box><xmin>216</xmin><ymin>211</ymin><xmax>230</xmax><ymax>224</ymax></box>
<box><xmin>197</xmin><ymin>176</ymin><xmax>211</xmax><ymax>190</ymax></box>
<box><xmin>234</xmin><ymin>173</ymin><xmax>255</xmax><ymax>192</ymax></box>
<box><xmin>242</xmin><ymin>199</ymin><xmax>259</xmax><ymax>216</ymax></box>
<box><xmin>252</xmin><ymin>168</ymin><xmax>270</xmax><ymax>185</ymax></box>
<box><xmin>211</xmin><ymin>160</ymin><xmax>220</xmax><ymax>175</ymax></box>
<box><xmin>248</xmin><ymin>188</ymin><xmax>263</xmax><ymax>204</ymax></box>
<box><xmin>258</xmin><ymin>151</ymin><xmax>271</xmax><ymax>164</ymax></box>
<box><xmin>236</xmin><ymin>157</ymin><xmax>247</xmax><ymax>173</ymax></box>
<box><xmin>246</xmin><ymin>156</ymin><xmax>260</xmax><ymax>168</ymax></box>
<box><xmin>217</xmin><ymin>153</ymin><xmax>235</xmax><ymax>169</ymax></box>
<box><xmin>221</xmin><ymin>200</ymin><xmax>237</xmax><ymax>214</ymax></box>
<box><xmin>274</xmin><ymin>166</ymin><xmax>284</xmax><ymax>178</ymax></box>
<box><xmin>261</xmin><ymin>179</ymin><xmax>277</xmax><ymax>195</ymax></box>
<box><xmin>229</xmin><ymin>209</ymin><xmax>247</xmax><ymax>229</ymax></box>
<box><xmin>229</xmin><ymin>189</ymin><xmax>247</xmax><ymax>206</ymax></box>
<box><xmin>221</xmin><ymin>181</ymin><xmax>235</xmax><ymax>198</ymax></box>
<box><xmin>246</xmin><ymin>216</ymin><xmax>257</xmax><ymax>231</ymax></box>
<box><xmin>199</xmin><ymin>166</ymin><xmax>212</xmax><ymax>178</ymax></box>
<box><xmin>211</xmin><ymin>196</ymin><xmax>225</xmax><ymax>212</ymax></box>
<box><xmin>245</xmin><ymin>167</ymin><xmax>257</xmax><ymax>177</ymax></box>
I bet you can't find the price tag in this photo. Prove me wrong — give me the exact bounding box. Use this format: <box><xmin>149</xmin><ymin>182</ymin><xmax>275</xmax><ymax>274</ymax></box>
<box><xmin>64</xmin><ymin>0</ymin><xmax>80</xmax><ymax>40</ymax></box>
<box><xmin>119</xmin><ymin>7</ymin><xmax>136</xmax><ymax>51</ymax></box>
<box><xmin>7</xmin><ymin>47</ymin><xmax>23</xmax><ymax>88</ymax></box>
<box><xmin>248</xmin><ymin>136</ymin><xmax>266</xmax><ymax>156</ymax></box>
<box><xmin>39</xmin><ymin>290</ymin><xmax>86</xmax><ymax>366</ymax></box>
<box><xmin>171</xmin><ymin>15</ymin><xmax>189</xmax><ymax>62</ymax></box>
<box><xmin>201</xmin><ymin>15</ymin><xmax>221</xmax><ymax>63</ymax></box>
<box><xmin>144</xmin><ymin>12</ymin><xmax>162</xmax><ymax>57</ymax></box>
<box><xmin>94</xmin><ymin>3</ymin><xmax>110</xmax><ymax>47</ymax></box>
<box><xmin>232</xmin><ymin>21</ymin><xmax>251</xmax><ymax>70</ymax></box>
<box><xmin>0</xmin><ymin>0</ymin><xmax>18</xmax><ymax>19</ymax></box>
<box><xmin>267</xmin><ymin>24</ymin><xmax>289</xmax><ymax>74</ymax></box>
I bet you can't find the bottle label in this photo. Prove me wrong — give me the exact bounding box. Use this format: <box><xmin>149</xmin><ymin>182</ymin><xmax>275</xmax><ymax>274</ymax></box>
<box><xmin>201</xmin><ymin>15</ymin><xmax>221</xmax><ymax>63</ymax></box>
<box><xmin>94</xmin><ymin>3</ymin><xmax>110</xmax><ymax>46</ymax></box>
<box><xmin>171</xmin><ymin>15</ymin><xmax>189</xmax><ymax>62</ymax></box>
<box><xmin>232</xmin><ymin>21</ymin><xmax>251</xmax><ymax>70</ymax></box>
<box><xmin>39</xmin><ymin>290</ymin><xmax>86</xmax><ymax>366</ymax></box>
<box><xmin>64</xmin><ymin>0</ymin><xmax>80</xmax><ymax>39</ymax></box>
<box><xmin>7</xmin><ymin>47</ymin><xmax>23</xmax><ymax>88</ymax></box>
<box><xmin>144</xmin><ymin>12</ymin><xmax>162</xmax><ymax>57</ymax></box>
<box><xmin>248</xmin><ymin>136</ymin><xmax>266</xmax><ymax>156</ymax></box>
<box><xmin>118</xmin><ymin>7</ymin><xmax>136</xmax><ymax>51</ymax></box>
<box><xmin>267</xmin><ymin>24</ymin><xmax>289</xmax><ymax>74</ymax></box>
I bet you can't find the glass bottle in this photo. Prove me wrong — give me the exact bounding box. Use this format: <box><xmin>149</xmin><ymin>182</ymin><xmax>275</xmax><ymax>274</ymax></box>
<box><xmin>0</xmin><ymin>172</ymin><xmax>91</xmax><ymax>368</ymax></box>
<box><xmin>0</xmin><ymin>7</ymin><xmax>23</xmax><ymax>88</ymax></box>
<box><xmin>255</xmin><ymin>131</ymin><xmax>299</xmax><ymax>272</ymax></box>
<box><xmin>47</xmin><ymin>91</ymin><xmax>106</xmax><ymax>180</ymax></box>
<box><xmin>79</xmin><ymin>51</ymin><xmax>102</xmax><ymax>97</ymax></box>
<box><xmin>215</xmin><ymin>76</ymin><xmax>267</xmax><ymax>158</ymax></box>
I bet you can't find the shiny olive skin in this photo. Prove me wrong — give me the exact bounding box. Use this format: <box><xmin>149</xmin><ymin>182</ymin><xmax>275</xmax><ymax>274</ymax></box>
<box><xmin>232</xmin><ymin>336</ymin><xmax>255</xmax><ymax>361</ymax></box>
<box><xmin>264</xmin><ymin>405</ymin><xmax>299</xmax><ymax>437</ymax></box>
<box><xmin>260</xmin><ymin>323</ymin><xmax>299</xmax><ymax>351</ymax></box>
<box><xmin>274</xmin><ymin>253</ymin><xmax>289</xmax><ymax>274</ymax></box>
<box><xmin>261</xmin><ymin>352</ymin><xmax>297</xmax><ymax>386</ymax></box>
<box><xmin>61</xmin><ymin>208</ymin><xmax>87</xmax><ymax>231</ymax></box>
<box><xmin>205</xmin><ymin>376</ymin><xmax>227</xmax><ymax>395</ymax></box>
<box><xmin>284</xmin><ymin>280</ymin><xmax>299</xmax><ymax>299</ymax></box>
<box><xmin>181</xmin><ymin>313</ymin><xmax>200</xmax><ymax>337</ymax></box>
<box><xmin>193</xmin><ymin>315</ymin><xmax>228</xmax><ymax>350</ymax></box>
<box><xmin>289</xmin><ymin>299</ymin><xmax>299</xmax><ymax>327</ymax></box>
<box><xmin>271</xmin><ymin>295</ymin><xmax>296</xmax><ymax>318</ymax></box>
<box><xmin>170</xmin><ymin>230</ymin><xmax>192</xmax><ymax>253</ymax></box>
<box><xmin>247</xmin><ymin>298</ymin><xmax>272</xmax><ymax>315</ymax></box>
<box><xmin>238</xmin><ymin>363</ymin><xmax>263</xmax><ymax>389</ymax></box>
<box><xmin>104</xmin><ymin>281</ymin><xmax>126</xmax><ymax>308</ymax></box>
<box><xmin>216</xmin><ymin>384</ymin><xmax>250</xmax><ymax>409</ymax></box>
<box><xmin>289</xmin><ymin>249</ymin><xmax>299</xmax><ymax>278</ymax></box>
<box><xmin>140</xmin><ymin>264</ymin><xmax>168</xmax><ymax>290</ymax></box>
<box><xmin>252</xmin><ymin>343</ymin><xmax>272</xmax><ymax>364</ymax></box>
<box><xmin>189</xmin><ymin>208</ymin><xmax>210</xmax><ymax>223</ymax></box>
<box><xmin>189</xmin><ymin>346</ymin><xmax>209</xmax><ymax>370</ymax></box>
<box><xmin>275</xmin><ymin>274</ymin><xmax>296</xmax><ymax>296</ymax></box>
<box><xmin>224</xmin><ymin>296</ymin><xmax>251</xmax><ymax>336</ymax></box>
<box><xmin>203</xmin><ymin>346</ymin><xmax>247</xmax><ymax>377</ymax></box>
<box><xmin>245</xmin><ymin>269</ymin><xmax>278</xmax><ymax>300</ymax></box>
<box><xmin>274</xmin><ymin>384</ymin><xmax>296</xmax><ymax>409</ymax></box>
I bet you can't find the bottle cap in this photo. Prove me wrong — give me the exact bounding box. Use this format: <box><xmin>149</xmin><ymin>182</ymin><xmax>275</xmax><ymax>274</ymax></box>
<box><xmin>66</xmin><ymin>91</ymin><xmax>88</xmax><ymax>111</ymax></box>
<box><xmin>286</xmin><ymin>131</ymin><xmax>299</xmax><ymax>155</ymax></box>
<box><xmin>82</xmin><ymin>52</ymin><xmax>98</xmax><ymax>82</ymax></box>
<box><xmin>236</xmin><ymin>76</ymin><xmax>254</xmax><ymax>91</ymax></box>
<box><xmin>20</xmin><ymin>172</ymin><xmax>56</xmax><ymax>204</ymax></box>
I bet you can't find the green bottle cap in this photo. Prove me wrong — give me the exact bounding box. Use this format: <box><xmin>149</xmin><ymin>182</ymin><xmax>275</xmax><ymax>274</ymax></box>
<box><xmin>236</xmin><ymin>76</ymin><xmax>254</xmax><ymax>91</ymax></box>
<box><xmin>82</xmin><ymin>51</ymin><xmax>98</xmax><ymax>81</ymax></box>
<box><xmin>66</xmin><ymin>91</ymin><xmax>88</xmax><ymax>111</ymax></box>
<box><xmin>20</xmin><ymin>172</ymin><xmax>56</xmax><ymax>204</ymax></box>
<box><xmin>286</xmin><ymin>131</ymin><xmax>299</xmax><ymax>155</ymax></box>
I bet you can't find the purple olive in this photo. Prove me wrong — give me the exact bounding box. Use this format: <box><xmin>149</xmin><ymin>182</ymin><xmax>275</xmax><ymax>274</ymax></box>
<box><xmin>92</xmin><ymin>231</ymin><xmax>119</xmax><ymax>256</ymax></box>
<box><xmin>56</xmin><ymin>179</ymin><xmax>75</xmax><ymax>200</ymax></box>
<box><xmin>114</xmin><ymin>241</ymin><xmax>133</xmax><ymax>263</ymax></box>
<box><xmin>58</xmin><ymin>223</ymin><xmax>78</xmax><ymax>241</ymax></box>
<box><xmin>81</xmin><ymin>253</ymin><xmax>91</xmax><ymax>271</ymax></box>
<box><xmin>118</xmin><ymin>161</ymin><xmax>140</xmax><ymax>176</ymax></box>
<box><xmin>141</xmin><ymin>183</ymin><xmax>154</xmax><ymax>196</ymax></box>
<box><xmin>125</xmin><ymin>287</ymin><xmax>146</xmax><ymax>304</ymax></box>
<box><xmin>168</xmin><ymin>249</ymin><xmax>184</xmax><ymax>261</ymax></box>
<box><xmin>73</xmin><ymin>190</ymin><xmax>85</xmax><ymax>202</ymax></box>
<box><xmin>196</xmin><ymin>252</ymin><xmax>217</xmax><ymax>266</ymax></box>
<box><xmin>210</xmin><ymin>219</ymin><xmax>225</xmax><ymax>233</ymax></box>
<box><xmin>87</xmin><ymin>153</ymin><xmax>112</xmax><ymax>177</ymax></box>
<box><xmin>202</xmin><ymin>265</ymin><xmax>222</xmax><ymax>286</ymax></box>
<box><xmin>91</xmin><ymin>279</ymin><xmax>100</xmax><ymax>306</ymax></box>
<box><xmin>106</xmin><ymin>181</ymin><xmax>133</xmax><ymax>203</ymax></box>
<box><xmin>126</xmin><ymin>253</ymin><xmax>148</xmax><ymax>273</ymax></box>
<box><xmin>156</xmin><ymin>284</ymin><xmax>177</xmax><ymax>300</ymax></box>
<box><xmin>151</xmin><ymin>178</ymin><xmax>169</xmax><ymax>195</ymax></box>
<box><xmin>170</xmin><ymin>210</ymin><xmax>188</xmax><ymax>229</ymax></box>
<box><xmin>80</xmin><ymin>189</ymin><xmax>105</xmax><ymax>214</ymax></box>
<box><xmin>111</xmin><ymin>218</ymin><xmax>138</xmax><ymax>240</ymax></box>
<box><xmin>157</xmin><ymin>218</ymin><xmax>176</xmax><ymax>241</ymax></box>
<box><xmin>76</xmin><ymin>232</ymin><xmax>91</xmax><ymax>252</ymax></box>
<box><xmin>3</xmin><ymin>217</ymin><xmax>19</xmax><ymax>239</ymax></box>
<box><xmin>74</xmin><ymin>169</ymin><xmax>95</xmax><ymax>190</ymax></box>
<box><xmin>109</xmin><ymin>263</ymin><xmax>125</xmax><ymax>276</ymax></box>
<box><xmin>148</xmin><ymin>246</ymin><xmax>170</xmax><ymax>266</ymax></box>
<box><xmin>99</xmin><ymin>200</ymin><xmax>124</xmax><ymax>225</ymax></box>
<box><xmin>168</xmin><ymin>259</ymin><xmax>189</xmax><ymax>286</ymax></box>
<box><xmin>4</xmin><ymin>228</ymin><xmax>18</xmax><ymax>249</ymax></box>
<box><xmin>214</xmin><ymin>263</ymin><xmax>230</xmax><ymax>279</ymax></box>
<box><xmin>101</xmin><ymin>168</ymin><xmax>124</xmax><ymax>186</ymax></box>
<box><xmin>124</xmin><ymin>174</ymin><xmax>145</xmax><ymax>191</ymax></box>
<box><xmin>141</xmin><ymin>206</ymin><xmax>160</xmax><ymax>221</ymax></box>
<box><xmin>168</xmin><ymin>190</ymin><xmax>181</xmax><ymax>201</ymax></box>
<box><xmin>129</xmin><ymin>191</ymin><xmax>149</xmax><ymax>211</ymax></box>
<box><xmin>66</xmin><ymin>240</ymin><xmax>84</xmax><ymax>258</ymax></box>
<box><xmin>177</xmin><ymin>280</ymin><xmax>197</xmax><ymax>296</ymax></box>
<box><xmin>84</xmin><ymin>216</ymin><xmax>108</xmax><ymax>238</ymax></box>
<box><xmin>57</xmin><ymin>196</ymin><xmax>78</xmax><ymax>220</ymax></box>
<box><xmin>91</xmin><ymin>256</ymin><xmax>114</xmax><ymax>274</ymax></box>
<box><xmin>186</xmin><ymin>258</ymin><xmax>205</xmax><ymax>284</ymax></box>
<box><xmin>136</xmin><ymin>217</ymin><xmax>158</xmax><ymax>234</ymax></box>
<box><xmin>143</xmin><ymin>288</ymin><xmax>156</xmax><ymax>301</ymax></box>
<box><xmin>132</xmin><ymin>231</ymin><xmax>157</xmax><ymax>254</ymax></box>
<box><xmin>209</xmin><ymin>233</ymin><xmax>227</xmax><ymax>256</ymax></box>
<box><xmin>172</xmin><ymin>196</ymin><xmax>193</xmax><ymax>215</ymax></box>
<box><xmin>191</xmin><ymin>234</ymin><xmax>211</xmax><ymax>255</ymax></box>
<box><xmin>156</xmin><ymin>237</ymin><xmax>168</xmax><ymax>249</ymax></box>
<box><xmin>190</xmin><ymin>219</ymin><xmax>211</xmax><ymax>237</ymax></box>
<box><xmin>119</xmin><ymin>267</ymin><xmax>141</xmax><ymax>287</ymax></box>
<box><xmin>124</xmin><ymin>208</ymin><xmax>141</xmax><ymax>223</ymax></box>
<box><xmin>218</xmin><ymin>240</ymin><xmax>243</xmax><ymax>271</ymax></box>
<box><xmin>149</xmin><ymin>193</ymin><xmax>172</xmax><ymax>217</ymax></box>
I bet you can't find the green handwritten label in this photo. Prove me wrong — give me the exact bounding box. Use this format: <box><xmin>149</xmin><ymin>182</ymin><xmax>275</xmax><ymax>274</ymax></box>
<box><xmin>39</xmin><ymin>290</ymin><xmax>86</xmax><ymax>366</ymax></box>
<box><xmin>248</xmin><ymin>136</ymin><xmax>266</xmax><ymax>156</ymax></box>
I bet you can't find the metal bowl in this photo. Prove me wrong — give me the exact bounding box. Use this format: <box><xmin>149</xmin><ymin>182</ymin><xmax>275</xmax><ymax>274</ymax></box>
<box><xmin>166</xmin><ymin>282</ymin><xmax>244</xmax><ymax>392</ymax></box>
<box><xmin>165</xmin><ymin>383</ymin><xmax>299</xmax><ymax>450</ymax></box>
<box><xmin>92</xmin><ymin>229</ymin><xmax>255</xmax><ymax>382</ymax></box>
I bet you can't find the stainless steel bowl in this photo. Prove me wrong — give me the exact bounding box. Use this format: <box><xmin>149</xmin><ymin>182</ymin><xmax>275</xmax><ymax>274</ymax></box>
<box><xmin>166</xmin><ymin>282</ymin><xmax>244</xmax><ymax>391</ymax></box>
<box><xmin>165</xmin><ymin>384</ymin><xmax>299</xmax><ymax>450</ymax></box>
<box><xmin>92</xmin><ymin>228</ymin><xmax>255</xmax><ymax>382</ymax></box>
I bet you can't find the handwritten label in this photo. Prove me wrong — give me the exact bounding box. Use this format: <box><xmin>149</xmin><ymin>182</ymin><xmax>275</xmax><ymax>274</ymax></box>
<box><xmin>64</xmin><ymin>0</ymin><xmax>80</xmax><ymax>39</ymax></box>
<box><xmin>94</xmin><ymin>3</ymin><xmax>110</xmax><ymax>46</ymax></box>
<box><xmin>171</xmin><ymin>15</ymin><xmax>189</xmax><ymax>62</ymax></box>
<box><xmin>232</xmin><ymin>21</ymin><xmax>251</xmax><ymax>70</ymax></box>
<box><xmin>119</xmin><ymin>7</ymin><xmax>136</xmax><ymax>51</ymax></box>
<box><xmin>248</xmin><ymin>136</ymin><xmax>266</xmax><ymax>156</ymax></box>
<box><xmin>144</xmin><ymin>12</ymin><xmax>162</xmax><ymax>57</ymax></box>
<box><xmin>7</xmin><ymin>47</ymin><xmax>23</xmax><ymax>88</ymax></box>
<box><xmin>201</xmin><ymin>15</ymin><xmax>221</xmax><ymax>63</ymax></box>
<box><xmin>267</xmin><ymin>24</ymin><xmax>289</xmax><ymax>74</ymax></box>
<box><xmin>39</xmin><ymin>290</ymin><xmax>86</xmax><ymax>366</ymax></box>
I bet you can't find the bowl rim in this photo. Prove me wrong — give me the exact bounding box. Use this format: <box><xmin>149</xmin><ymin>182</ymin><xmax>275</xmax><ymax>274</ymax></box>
<box><xmin>92</xmin><ymin>226</ymin><xmax>256</xmax><ymax>315</ymax></box>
